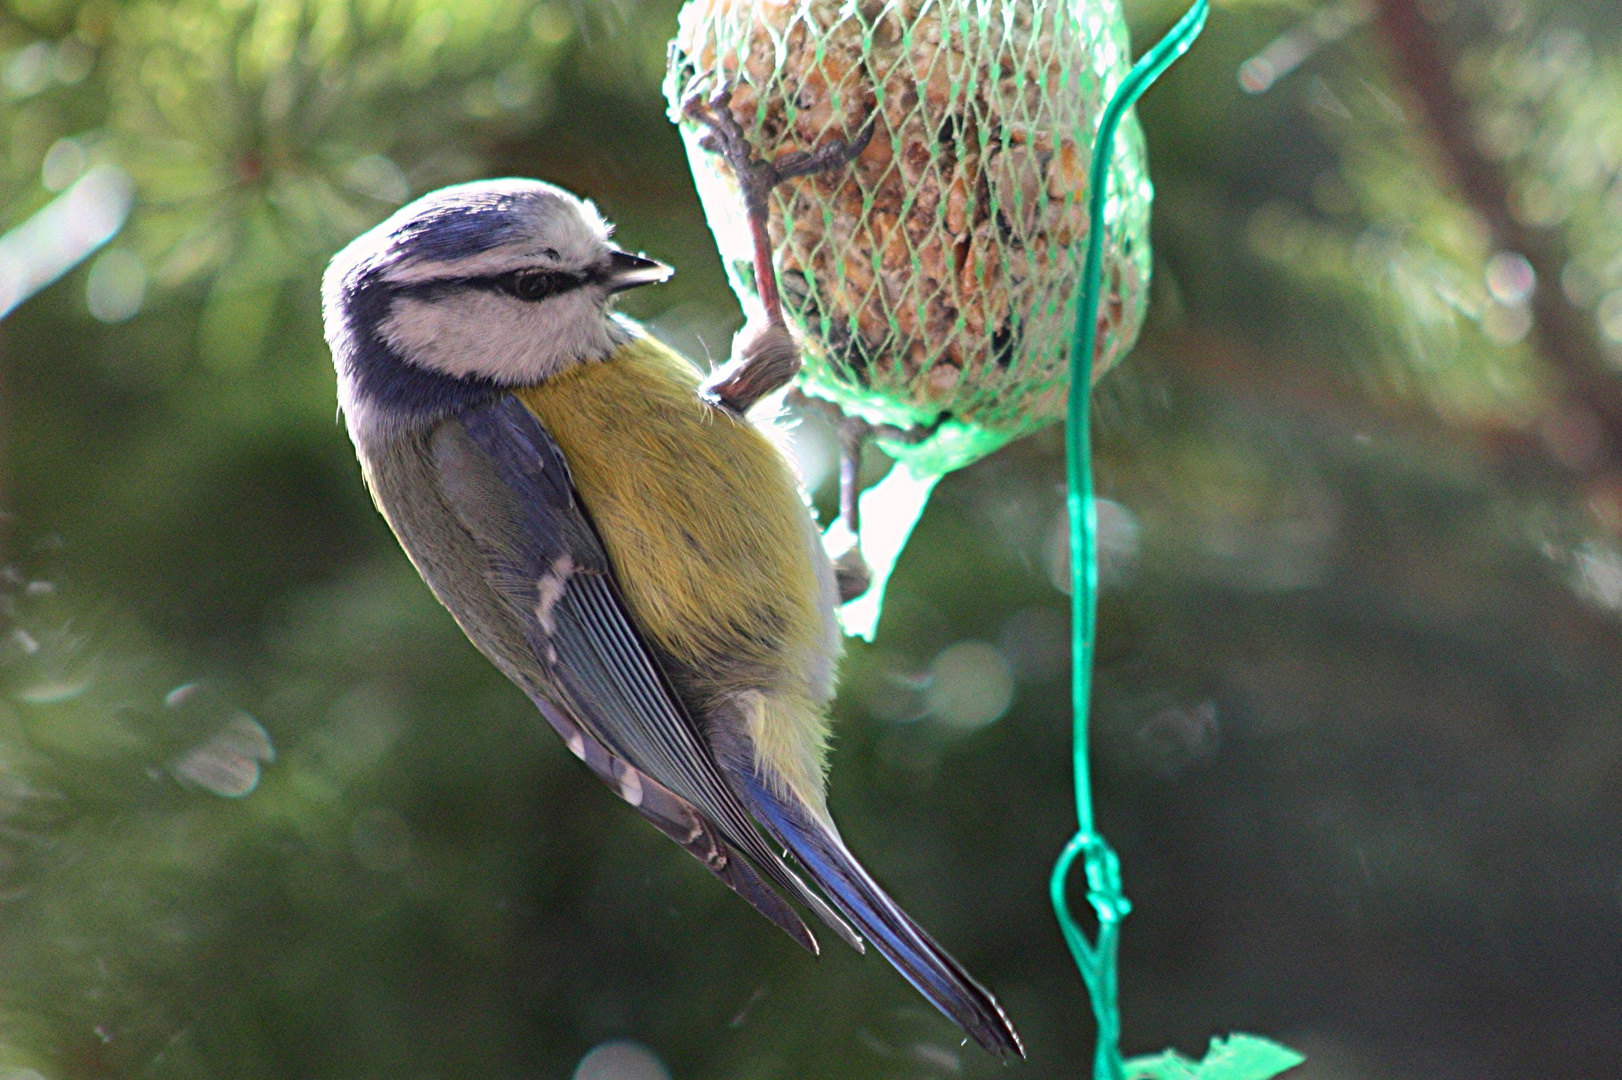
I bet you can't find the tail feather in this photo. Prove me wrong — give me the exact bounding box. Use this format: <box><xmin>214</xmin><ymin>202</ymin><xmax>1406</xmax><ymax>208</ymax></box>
<box><xmin>736</xmin><ymin>769</ymin><xmax>1026</xmax><ymax>1062</ymax></box>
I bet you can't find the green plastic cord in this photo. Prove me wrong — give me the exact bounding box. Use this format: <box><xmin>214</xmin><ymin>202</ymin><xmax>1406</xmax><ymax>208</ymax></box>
<box><xmin>1051</xmin><ymin>4</ymin><xmax>1209</xmax><ymax>1080</ymax></box>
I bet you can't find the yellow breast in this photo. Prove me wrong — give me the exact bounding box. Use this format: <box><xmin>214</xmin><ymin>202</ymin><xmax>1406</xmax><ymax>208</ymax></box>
<box><xmin>515</xmin><ymin>334</ymin><xmax>830</xmax><ymax>709</ymax></box>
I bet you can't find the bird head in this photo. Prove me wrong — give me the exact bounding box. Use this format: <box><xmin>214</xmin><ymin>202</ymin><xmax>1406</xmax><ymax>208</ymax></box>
<box><xmin>323</xmin><ymin>179</ymin><xmax>670</xmax><ymax>424</ymax></box>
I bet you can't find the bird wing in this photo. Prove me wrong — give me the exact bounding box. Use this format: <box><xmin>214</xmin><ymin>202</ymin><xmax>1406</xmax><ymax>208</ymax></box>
<box><xmin>428</xmin><ymin>393</ymin><xmax>858</xmax><ymax>951</ymax></box>
<box><xmin>527</xmin><ymin>687</ymin><xmax>813</xmax><ymax>952</ymax></box>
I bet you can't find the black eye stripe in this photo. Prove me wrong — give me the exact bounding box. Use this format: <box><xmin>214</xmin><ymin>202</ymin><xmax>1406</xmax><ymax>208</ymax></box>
<box><xmin>394</xmin><ymin>268</ymin><xmax>591</xmax><ymax>303</ymax></box>
<box><xmin>504</xmin><ymin>269</ymin><xmax>579</xmax><ymax>301</ymax></box>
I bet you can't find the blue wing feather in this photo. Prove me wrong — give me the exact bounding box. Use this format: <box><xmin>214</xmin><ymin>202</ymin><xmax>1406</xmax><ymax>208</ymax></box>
<box><xmin>439</xmin><ymin>395</ymin><xmax>858</xmax><ymax>951</ymax></box>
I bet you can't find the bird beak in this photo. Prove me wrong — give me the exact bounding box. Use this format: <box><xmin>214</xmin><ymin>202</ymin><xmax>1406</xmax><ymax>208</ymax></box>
<box><xmin>603</xmin><ymin>250</ymin><xmax>672</xmax><ymax>293</ymax></box>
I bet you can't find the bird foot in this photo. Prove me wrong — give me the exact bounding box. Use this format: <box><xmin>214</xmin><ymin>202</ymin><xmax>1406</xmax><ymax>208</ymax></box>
<box><xmin>681</xmin><ymin>84</ymin><xmax>875</xmax><ymax>218</ymax></box>
<box><xmin>831</xmin><ymin>543</ymin><xmax>873</xmax><ymax>604</ymax></box>
<box><xmin>683</xmin><ymin>83</ymin><xmax>872</xmax><ymax>416</ymax></box>
<box><xmin>703</xmin><ymin>320</ymin><xmax>801</xmax><ymax>414</ymax></box>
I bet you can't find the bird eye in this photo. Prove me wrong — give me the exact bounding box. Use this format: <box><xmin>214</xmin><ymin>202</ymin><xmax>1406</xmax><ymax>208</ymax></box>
<box><xmin>507</xmin><ymin>271</ymin><xmax>571</xmax><ymax>301</ymax></box>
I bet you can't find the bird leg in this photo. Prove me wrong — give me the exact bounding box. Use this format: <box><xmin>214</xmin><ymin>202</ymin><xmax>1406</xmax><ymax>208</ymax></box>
<box><xmin>830</xmin><ymin>414</ymin><xmax>874</xmax><ymax>603</ymax></box>
<box><xmin>784</xmin><ymin>390</ymin><xmax>874</xmax><ymax>603</ymax></box>
<box><xmin>683</xmin><ymin>85</ymin><xmax>874</xmax><ymax>415</ymax></box>
<box><xmin>786</xmin><ymin>392</ymin><xmax>952</xmax><ymax>603</ymax></box>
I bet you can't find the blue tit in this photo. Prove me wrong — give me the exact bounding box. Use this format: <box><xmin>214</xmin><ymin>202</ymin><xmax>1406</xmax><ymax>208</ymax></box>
<box><xmin>321</xmin><ymin>178</ymin><xmax>1022</xmax><ymax>1060</ymax></box>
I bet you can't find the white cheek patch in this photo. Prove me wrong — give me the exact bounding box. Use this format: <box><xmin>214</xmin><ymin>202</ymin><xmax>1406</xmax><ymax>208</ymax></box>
<box><xmin>380</xmin><ymin>288</ymin><xmax>622</xmax><ymax>385</ymax></box>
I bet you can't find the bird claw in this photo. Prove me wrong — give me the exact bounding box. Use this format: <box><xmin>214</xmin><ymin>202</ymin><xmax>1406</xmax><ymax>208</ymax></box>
<box><xmin>772</xmin><ymin>120</ymin><xmax>876</xmax><ymax>181</ymax></box>
<box><xmin>683</xmin><ymin>81</ymin><xmax>874</xmax><ymax>216</ymax></box>
<box><xmin>683</xmin><ymin>84</ymin><xmax>773</xmax><ymax>215</ymax></box>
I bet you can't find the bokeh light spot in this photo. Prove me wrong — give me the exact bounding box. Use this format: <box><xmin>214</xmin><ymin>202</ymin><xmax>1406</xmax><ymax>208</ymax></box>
<box><xmin>1572</xmin><ymin>543</ymin><xmax>1622</xmax><ymax>611</ymax></box>
<box><xmin>572</xmin><ymin>1040</ymin><xmax>670</xmax><ymax>1080</ymax></box>
<box><xmin>1484</xmin><ymin>251</ymin><xmax>1535</xmax><ymax>306</ymax></box>
<box><xmin>1597</xmin><ymin>290</ymin><xmax>1622</xmax><ymax>345</ymax></box>
<box><xmin>15</xmin><ymin>678</ymin><xmax>90</xmax><ymax>705</ymax></box>
<box><xmin>530</xmin><ymin>2</ymin><xmax>575</xmax><ymax>45</ymax></box>
<box><xmin>925</xmin><ymin>641</ymin><xmax>1014</xmax><ymax>729</ymax></box>
<box><xmin>1046</xmin><ymin>498</ymin><xmax>1140</xmax><ymax>594</ymax></box>
<box><xmin>4</xmin><ymin>41</ymin><xmax>53</xmax><ymax>96</ymax></box>
<box><xmin>41</xmin><ymin>138</ymin><xmax>86</xmax><ymax>192</ymax></box>
<box><xmin>86</xmin><ymin>249</ymin><xmax>146</xmax><ymax>323</ymax></box>
<box><xmin>171</xmin><ymin>713</ymin><xmax>275</xmax><ymax>798</ymax></box>
<box><xmin>342</xmin><ymin>156</ymin><xmax>409</xmax><ymax>206</ymax></box>
<box><xmin>493</xmin><ymin>63</ymin><xmax>537</xmax><ymax>110</ymax></box>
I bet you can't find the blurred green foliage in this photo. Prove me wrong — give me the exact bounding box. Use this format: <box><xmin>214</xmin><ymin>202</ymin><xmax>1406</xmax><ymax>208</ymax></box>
<box><xmin>1</xmin><ymin>0</ymin><xmax>1621</xmax><ymax>1077</ymax></box>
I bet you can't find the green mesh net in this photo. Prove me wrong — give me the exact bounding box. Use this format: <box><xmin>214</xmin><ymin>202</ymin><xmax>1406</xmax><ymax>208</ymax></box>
<box><xmin>663</xmin><ymin>0</ymin><xmax>1152</xmax><ymax>480</ymax></box>
<box><xmin>664</xmin><ymin>0</ymin><xmax>1156</xmax><ymax>639</ymax></box>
